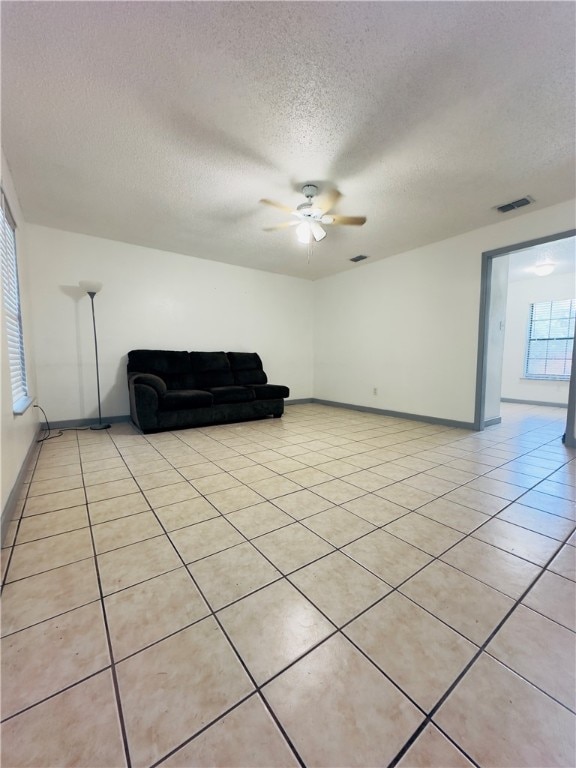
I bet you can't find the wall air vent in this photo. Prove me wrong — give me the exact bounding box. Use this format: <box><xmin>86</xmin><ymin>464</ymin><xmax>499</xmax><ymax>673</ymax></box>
<box><xmin>495</xmin><ymin>196</ymin><xmax>534</xmax><ymax>213</ymax></box>
<box><xmin>350</xmin><ymin>254</ymin><xmax>368</xmax><ymax>262</ymax></box>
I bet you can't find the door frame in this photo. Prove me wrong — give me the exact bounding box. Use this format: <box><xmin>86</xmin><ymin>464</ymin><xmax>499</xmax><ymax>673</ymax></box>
<box><xmin>474</xmin><ymin>228</ymin><xmax>576</xmax><ymax>432</ymax></box>
<box><xmin>565</xmin><ymin>331</ymin><xmax>576</xmax><ymax>447</ymax></box>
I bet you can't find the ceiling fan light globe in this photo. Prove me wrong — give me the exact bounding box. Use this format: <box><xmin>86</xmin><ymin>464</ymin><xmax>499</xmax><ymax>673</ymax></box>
<box><xmin>310</xmin><ymin>222</ymin><xmax>327</xmax><ymax>242</ymax></box>
<box><xmin>296</xmin><ymin>222</ymin><xmax>312</xmax><ymax>244</ymax></box>
<box><xmin>533</xmin><ymin>263</ymin><xmax>555</xmax><ymax>277</ymax></box>
<box><xmin>321</xmin><ymin>215</ymin><xmax>335</xmax><ymax>224</ymax></box>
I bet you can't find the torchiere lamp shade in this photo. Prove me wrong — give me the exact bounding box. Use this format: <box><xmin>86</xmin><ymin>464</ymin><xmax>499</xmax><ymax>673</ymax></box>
<box><xmin>79</xmin><ymin>280</ymin><xmax>103</xmax><ymax>295</ymax></box>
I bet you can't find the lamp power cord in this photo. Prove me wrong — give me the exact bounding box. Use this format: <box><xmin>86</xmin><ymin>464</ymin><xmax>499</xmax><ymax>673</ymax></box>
<box><xmin>34</xmin><ymin>405</ymin><xmax>90</xmax><ymax>442</ymax></box>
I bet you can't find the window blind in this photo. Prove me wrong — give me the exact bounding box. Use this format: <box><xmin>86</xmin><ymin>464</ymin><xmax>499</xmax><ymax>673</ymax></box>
<box><xmin>1</xmin><ymin>189</ymin><xmax>28</xmax><ymax>407</ymax></box>
<box><xmin>525</xmin><ymin>298</ymin><xmax>575</xmax><ymax>380</ymax></box>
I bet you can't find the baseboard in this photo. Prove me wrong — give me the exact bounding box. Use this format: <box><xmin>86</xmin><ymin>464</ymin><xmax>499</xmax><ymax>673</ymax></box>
<box><xmin>501</xmin><ymin>398</ymin><xmax>568</xmax><ymax>408</ymax></box>
<box><xmin>310</xmin><ymin>399</ymin><xmax>476</xmax><ymax>430</ymax></box>
<box><xmin>1</xmin><ymin>426</ymin><xmax>41</xmax><ymax>546</ymax></box>
<box><xmin>47</xmin><ymin>415</ymin><xmax>131</xmax><ymax>430</ymax></box>
<box><xmin>484</xmin><ymin>417</ymin><xmax>502</xmax><ymax>427</ymax></box>
<box><xmin>285</xmin><ymin>398</ymin><xmax>314</xmax><ymax>405</ymax></box>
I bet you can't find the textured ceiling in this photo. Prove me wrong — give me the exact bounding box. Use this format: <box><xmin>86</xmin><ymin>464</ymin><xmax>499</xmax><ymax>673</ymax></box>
<box><xmin>2</xmin><ymin>1</ymin><xmax>575</xmax><ymax>280</ymax></box>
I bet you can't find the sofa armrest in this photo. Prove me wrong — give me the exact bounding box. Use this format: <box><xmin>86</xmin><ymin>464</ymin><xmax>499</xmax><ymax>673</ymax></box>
<box><xmin>128</xmin><ymin>372</ymin><xmax>167</xmax><ymax>397</ymax></box>
<box><xmin>128</xmin><ymin>374</ymin><xmax>165</xmax><ymax>432</ymax></box>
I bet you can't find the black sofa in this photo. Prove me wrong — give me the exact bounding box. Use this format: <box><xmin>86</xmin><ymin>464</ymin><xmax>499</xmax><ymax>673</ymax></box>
<box><xmin>127</xmin><ymin>350</ymin><xmax>290</xmax><ymax>433</ymax></box>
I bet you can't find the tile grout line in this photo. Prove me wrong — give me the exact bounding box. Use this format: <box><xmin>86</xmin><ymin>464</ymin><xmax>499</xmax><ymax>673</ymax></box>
<box><xmin>111</xmin><ymin>439</ymin><xmax>309</xmax><ymax>768</ymax></box>
<box><xmin>12</xmin><ymin>422</ymin><xmax>576</xmax><ymax>517</ymax></box>
<box><xmin>182</xmin><ymin>425</ymin><xmax>576</xmax><ymax>721</ymax></box>
<box><xmin>5</xmin><ymin>467</ymin><xmax>573</xmax><ymax>575</ymax></box>
<box><xmin>3</xmin><ymin>409</ymin><xmax>573</xmax><ymax>767</ymax></box>
<box><xmin>385</xmin><ymin>521</ymin><xmax>576</xmax><ymax>768</ymax></box>
<box><xmin>3</xmin><ymin>444</ymin><xmax>572</xmax><ymax>636</ymax></box>
<box><xmin>123</xmin><ymin>429</ymin><xmax>475</xmax><ymax>757</ymax></box>
<box><xmin>0</xmin><ymin>666</ymin><xmax>114</xmax><ymax>725</ymax></box>
<box><xmin>0</xmin><ymin>439</ymin><xmax>43</xmax><ymax>593</ymax></box>
<box><xmin>481</xmin><ymin>647</ymin><xmax>576</xmax><ymax>716</ymax></box>
<box><xmin>4</xmin><ymin>436</ymin><xmax>573</xmax><ymax>644</ymax></box>
<box><xmin>77</xmin><ymin>430</ymin><xmax>133</xmax><ymax>768</ymax></box>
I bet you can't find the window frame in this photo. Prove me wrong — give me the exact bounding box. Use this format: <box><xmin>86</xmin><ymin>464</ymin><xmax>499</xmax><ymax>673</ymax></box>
<box><xmin>1</xmin><ymin>188</ymin><xmax>31</xmax><ymax>414</ymax></box>
<box><xmin>524</xmin><ymin>298</ymin><xmax>575</xmax><ymax>381</ymax></box>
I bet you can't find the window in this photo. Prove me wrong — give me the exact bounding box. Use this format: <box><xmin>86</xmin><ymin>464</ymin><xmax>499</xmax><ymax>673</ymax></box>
<box><xmin>1</xmin><ymin>189</ymin><xmax>29</xmax><ymax>411</ymax></box>
<box><xmin>525</xmin><ymin>299</ymin><xmax>575</xmax><ymax>380</ymax></box>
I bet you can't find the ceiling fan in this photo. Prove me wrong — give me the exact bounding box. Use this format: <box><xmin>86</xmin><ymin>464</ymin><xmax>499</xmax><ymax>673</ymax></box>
<box><xmin>259</xmin><ymin>184</ymin><xmax>366</xmax><ymax>244</ymax></box>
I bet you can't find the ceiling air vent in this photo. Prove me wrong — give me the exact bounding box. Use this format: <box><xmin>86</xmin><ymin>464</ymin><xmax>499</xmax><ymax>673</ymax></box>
<box><xmin>495</xmin><ymin>196</ymin><xmax>534</xmax><ymax>213</ymax></box>
<box><xmin>350</xmin><ymin>254</ymin><xmax>368</xmax><ymax>263</ymax></box>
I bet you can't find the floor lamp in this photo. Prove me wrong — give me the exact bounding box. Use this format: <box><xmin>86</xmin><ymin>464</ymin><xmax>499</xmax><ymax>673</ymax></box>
<box><xmin>79</xmin><ymin>281</ymin><xmax>111</xmax><ymax>430</ymax></box>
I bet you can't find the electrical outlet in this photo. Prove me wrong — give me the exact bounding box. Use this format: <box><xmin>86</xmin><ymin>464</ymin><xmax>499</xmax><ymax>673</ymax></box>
<box><xmin>373</xmin><ymin>387</ymin><xmax>378</xmax><ymax>396</ymax></box>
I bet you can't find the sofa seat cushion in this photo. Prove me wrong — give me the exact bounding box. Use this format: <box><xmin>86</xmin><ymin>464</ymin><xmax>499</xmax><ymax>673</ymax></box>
<box><xmin>209</xmin><ymin>386</ymin><xmax>255</xmax><ymax>404</ymax></box>
<box><xmin>159</xmin><ymin>390</ymin><xmax>214</xmax><ymax>412</ymax></box>
<box><xmin>251</xmin><ymin>384</ymin><xmax>290</xmax><ymax>400</ymax></box>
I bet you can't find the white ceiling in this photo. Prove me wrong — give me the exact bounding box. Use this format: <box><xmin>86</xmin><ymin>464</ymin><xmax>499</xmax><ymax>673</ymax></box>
<box><xmin>2</xmin><ymin>1</ymin><xmax>575</xmax><ymax>280</ymax></box>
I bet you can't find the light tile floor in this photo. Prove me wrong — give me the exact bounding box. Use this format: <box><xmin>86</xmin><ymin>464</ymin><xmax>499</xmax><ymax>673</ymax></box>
<box><xmin>1</xmin><ymin>402</ymin><xmax>575</xmax><ymax>767</ymax></box>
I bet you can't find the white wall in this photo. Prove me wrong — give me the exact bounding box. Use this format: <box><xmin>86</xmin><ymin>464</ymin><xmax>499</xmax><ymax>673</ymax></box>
<box><xmin>1</xmin><ymin>153</ymin><xmax>39</xmax><ymax>514</ymax></box>
<box><xmin>11</xmin><ymin>197</ymin><xmax>576</xmax><ymax>445</ymax></box>
<box><xmin>25</xmin><ymin>225</ymin><xmax>314</xmax><ymax>422</ymax></box>
<box><xmin>501</xmin><ymin>270</ymin><xmax>574</xmax><ymax>405</ymax></box>
<box><xmin>314</xmin><ymin>200</ymin><xmax>576</xmax><ymax>424</ymax></box>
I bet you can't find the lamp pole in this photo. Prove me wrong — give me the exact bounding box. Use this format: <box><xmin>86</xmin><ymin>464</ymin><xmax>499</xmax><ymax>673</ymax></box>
<box><xmin>79</xmin><ymin>281</ymin><xmax>111</xmax><ymax>430</ymax></box>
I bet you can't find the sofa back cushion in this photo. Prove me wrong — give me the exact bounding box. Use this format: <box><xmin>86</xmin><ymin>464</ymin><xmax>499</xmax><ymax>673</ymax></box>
<box><xmin>227</xmin><ymin>352</ymin><xmax>268</xmax><ymax>385</ymax></box>
<box><xmin>127</xmin><ymin>350</ymin><xmax>198</xmax><ymax>390</ymax></box>
<box><xmin>189</xmin><ymin>351</ymin><xmax>234</xmax><ymax>388</ymax></box>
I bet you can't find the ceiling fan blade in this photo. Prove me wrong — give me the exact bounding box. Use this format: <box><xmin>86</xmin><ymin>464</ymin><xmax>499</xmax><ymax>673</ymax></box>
<box><xmin>317</xmin><ymin>188</ymin><xmax>342</xmax><ymax>214</ymax></box>
<box><xmin>263</xmin><ymin>221</ymin><xmax>299</xmax><ymax>232</ymax></box>
<box><xmin>327</xmin><ymin>215</ymin><xmax>367</xmax><ymax>226</ymax></box>
<box><xmin>259</xmin><ymin>198</ymin><xmax>294</xmax><ymax>214</ymax></box>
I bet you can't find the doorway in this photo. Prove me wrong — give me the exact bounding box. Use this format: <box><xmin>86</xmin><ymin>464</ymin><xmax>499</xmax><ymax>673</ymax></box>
<box><xmin>475</xmin><ymin>229</ymin><xmax>576</xmax><ymax>445</ymax></box>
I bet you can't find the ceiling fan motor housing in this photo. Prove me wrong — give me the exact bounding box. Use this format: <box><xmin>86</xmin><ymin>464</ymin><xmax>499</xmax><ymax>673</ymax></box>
<box><xmin>297</xmin><ymin>201</ymin><xmax>323</xmax><ymax>219</ymax></box>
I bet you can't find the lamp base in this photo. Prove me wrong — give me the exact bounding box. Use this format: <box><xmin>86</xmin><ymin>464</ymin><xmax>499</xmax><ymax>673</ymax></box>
<box><xmin>90</xmin><ymin>423</ymin><xmax>112</xmax><ymax>430</ymax></box>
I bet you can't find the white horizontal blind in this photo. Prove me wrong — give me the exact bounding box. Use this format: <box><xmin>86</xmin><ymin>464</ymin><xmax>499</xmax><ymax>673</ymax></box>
<box><xmin>525</xmin><ymin>298</ymin><xmax>575</xmax><ymax>380</ymax></box>
<box><xmin>1</xmin><ymin>190</ymin><xmax>28</xmax><ymax>405</ymax></box>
